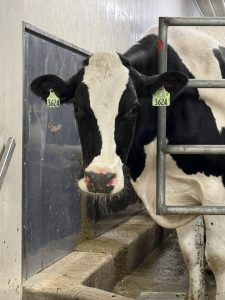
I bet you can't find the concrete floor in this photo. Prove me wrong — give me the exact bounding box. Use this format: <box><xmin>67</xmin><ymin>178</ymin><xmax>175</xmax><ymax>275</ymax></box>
<box><xmin>114</xmin><ymin>231</ymin><xmax>216</xmax><ymax>300</ymax></box>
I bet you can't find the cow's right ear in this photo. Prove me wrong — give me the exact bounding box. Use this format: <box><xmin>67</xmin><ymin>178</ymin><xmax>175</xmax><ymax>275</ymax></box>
<box><xmin>30</xmin><ymin>72</ymin><xmax>82</xmax><ymax>103</ymax></box>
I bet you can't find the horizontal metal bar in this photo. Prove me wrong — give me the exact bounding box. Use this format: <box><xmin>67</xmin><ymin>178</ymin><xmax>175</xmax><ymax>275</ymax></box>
<box><xmin>160</xmin><ymin>205</ymin><xmax>225</xmax><ymax>215</ymax></box>
<box><xmin>166</xmin><ymin>145</ymin><xmax>225</xmax><ymax>155</ymax></box>
<box><xmin>0</xmin><ymin>137</ymin><xmax>16</xmax><ymax>190</ymax></box>
<box><xmin>165</xmin><ymin>17</ymin><xmax>225</xmax><ymax>26</ymax></box>
<box><xmin>188</xmin><ymin>79</ymin><xmax>225</xmax><ymax>88</ymax></box>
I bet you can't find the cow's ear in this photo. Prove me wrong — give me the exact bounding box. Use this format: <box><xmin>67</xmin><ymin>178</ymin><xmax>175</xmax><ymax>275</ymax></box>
<box><xmin>144</xmin><ymin>71</ymin><xmax>188</xmax><ymax>99</ymax></box>
<box><xmin>30</xmin><ymin>71</ymin><xmax>83</xmax><ymax>103</ymax></box>
<box><xmin>117</xmin><ymin>53</ymin><xmax>131</xmax><ymax>67</ymax></box>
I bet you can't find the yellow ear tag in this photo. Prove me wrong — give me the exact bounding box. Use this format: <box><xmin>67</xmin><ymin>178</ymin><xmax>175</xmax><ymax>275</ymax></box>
<box><xmin>152</xmin><ymin>86</ymin><xmax>170</xmax><ymax>106</ymax></box>
<box><xmin>47</xmin><ymin>89</ymin><xmax>60</xmax><ymax>107</ymax></box>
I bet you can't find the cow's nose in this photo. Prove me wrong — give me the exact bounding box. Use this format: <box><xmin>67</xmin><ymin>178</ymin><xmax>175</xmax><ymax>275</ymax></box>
<box><xmin>84</xmin><ymin>171</ymin><xmax>116</xmax><ymax>194</ymax></box>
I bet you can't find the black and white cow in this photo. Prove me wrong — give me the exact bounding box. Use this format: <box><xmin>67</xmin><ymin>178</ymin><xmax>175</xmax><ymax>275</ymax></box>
<box><xmin>31</xmin><ymin>26</ymin><xmax>225</xmax><ymax>299</ymax></box>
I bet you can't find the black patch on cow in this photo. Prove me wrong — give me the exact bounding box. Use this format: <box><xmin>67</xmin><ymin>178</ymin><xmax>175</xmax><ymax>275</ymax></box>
<box><xmin>167</xmin><ymin>95</ymin><xmax>225</xmax><ymax>177</ymax></box>
<box><xmin>123</xmin><ymin>35</ymin><xmax>159</xmax><ymax>76</ymax></box>
<box><xmin>73</xmin><ymin>83</ymin><xmax>102</xmax><ymax>169</ymax></box>
<box><xmin>213</xmin><ymin>46</ymin><xmax>225</xmax><ymax>78</ymax></box>
<box><xmin>124</xmin><ymin>34</ymin><xmax>194</xmax><ymax>78</ymax></box>
<box><xmin>115</xmin><ymin>79</ymin><xmax>139</xmax><ymax>163</ymax></box>
<box><xmin>127</xmin><ymin>96</ymin><xmax>157</xmax><ymax>180</ymax></box>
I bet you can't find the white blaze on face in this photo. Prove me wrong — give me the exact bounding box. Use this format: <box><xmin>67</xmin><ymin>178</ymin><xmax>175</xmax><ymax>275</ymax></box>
<box><xmin>79</xmin><ymin>52</ymin><xmax>129</xmax><ymax>194</ymax></box>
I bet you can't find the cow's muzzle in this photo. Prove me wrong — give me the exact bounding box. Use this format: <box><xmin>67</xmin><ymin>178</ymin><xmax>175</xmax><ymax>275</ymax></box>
<box><xmin>84</xmin><ymin>171</ymin><xmax>116</xmax><ymax>194</ymax></box>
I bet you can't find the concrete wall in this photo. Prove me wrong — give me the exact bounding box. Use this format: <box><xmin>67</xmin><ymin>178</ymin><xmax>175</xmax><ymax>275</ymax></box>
<box><xmin>0</xmin><ymin>1</ymin><xmax>23</xmax><ymax>300</ymax></box>
<box><xmin>0</xmin><ymin>0</ymin><xmax>199</xmax><ymax>299</ymax></box>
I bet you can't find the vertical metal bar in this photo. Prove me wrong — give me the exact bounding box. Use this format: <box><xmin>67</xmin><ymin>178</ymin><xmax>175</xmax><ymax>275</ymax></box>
<box><xmin>156</xmin><ymin>18</ymin><xmax>168</xmax><ymax>215</ymax></box>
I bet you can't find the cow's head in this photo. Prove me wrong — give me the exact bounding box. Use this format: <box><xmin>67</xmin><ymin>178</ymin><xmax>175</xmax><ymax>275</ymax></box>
<box><xmin>31</xmin><ymin>52</ymin><xmax>187</xmax><ymax>196</ymax></box>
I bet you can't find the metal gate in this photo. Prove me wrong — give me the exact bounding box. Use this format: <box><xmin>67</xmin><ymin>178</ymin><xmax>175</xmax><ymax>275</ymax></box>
<box><xmin>157</xmin><ymin>17</ymin><xmax>225</xmax><ymax>215</ymax></box>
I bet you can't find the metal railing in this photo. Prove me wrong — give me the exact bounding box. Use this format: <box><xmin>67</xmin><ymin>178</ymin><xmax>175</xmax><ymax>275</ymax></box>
<box><xmin>0</xmin><ymin>137</ymin><xmax>16</xmax><ymax>191</ymax></box>
<box><xmin>157</xmin><ymin>17</ymin><xmax>225</xmax><ymax>215</ymax></box>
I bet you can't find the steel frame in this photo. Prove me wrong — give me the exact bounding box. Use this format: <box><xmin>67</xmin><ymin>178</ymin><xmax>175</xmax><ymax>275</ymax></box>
<box><xmin>157</xmin><ymin>17</ymin><xmax>225</xmax><ymax>215</ymax></box>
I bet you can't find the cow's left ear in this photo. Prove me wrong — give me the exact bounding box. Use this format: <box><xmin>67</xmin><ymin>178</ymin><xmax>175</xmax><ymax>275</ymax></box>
<box><xmin>153</xmin><ymin>72</ymin><xmax>188</xmax><ymax>97</ymax></box>
<box><xmin>128</xmin><ymin>67</ymin><xmax>188</xmax><ymax>100</ymax></box>
<box><xmin>148</xmin><ymin>71</ymin><xmax>188</xmax><ymax>99</ymax></box>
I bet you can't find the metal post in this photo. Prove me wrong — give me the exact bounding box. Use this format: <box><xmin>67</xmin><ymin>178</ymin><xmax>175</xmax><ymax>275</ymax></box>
<box><xmin>156</xmin><ymin>17</ymin><xmax>168</xmax><ymax>214</ymax></box>
<box><xmin>157</xmin><ymin>17</ymin><xmax>225</xmax><ymax>215</ymax></box>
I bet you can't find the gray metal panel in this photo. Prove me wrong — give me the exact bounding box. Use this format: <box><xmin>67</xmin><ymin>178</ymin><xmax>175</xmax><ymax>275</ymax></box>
<box><xmin>23</xmin><ymin>25</ymin><xmax>89</xmax><ymax>279</ymax></box>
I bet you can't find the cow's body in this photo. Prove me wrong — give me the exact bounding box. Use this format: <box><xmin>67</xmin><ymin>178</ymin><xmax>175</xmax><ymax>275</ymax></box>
<box><xmin>31</xmin><ymin>26</ymin><xmax>225</xmax><ymax>299</ymax></box>
<box><xmin>125</xmin><ymin>26</ymin><xmax>225</xmax><ymax>228</ymax></box>
<box><xmin>124</xmin><ymin>27</ymin><xmax>225</xmax><ymax>299</ymax></box>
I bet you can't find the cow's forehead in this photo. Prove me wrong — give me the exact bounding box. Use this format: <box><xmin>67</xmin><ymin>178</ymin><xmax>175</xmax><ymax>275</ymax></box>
<box><xmin>82</xmin><ymin>52</ymin><xmax>129</xmax><ymax>156</ymax></box>
<box><xmin>84</xmin><ymin>52</ymin><xmax>128</xmax><ymax>79</ymax></box>
<box><xmin>82</xmin><ymin>52</ymin><xmax>129</xmax><ymax>117</ymax></box>
<box><xmin>82</xmin><ymin>52</ymin><xmax>129</xmax><ymax>111</ymax></box>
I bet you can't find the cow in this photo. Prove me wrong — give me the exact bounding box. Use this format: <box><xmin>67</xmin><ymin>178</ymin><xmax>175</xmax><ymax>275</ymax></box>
<box><xmin>30</xmin><ymin>26</ymin><xmax>225</xmax><ymax>300</ymax></box>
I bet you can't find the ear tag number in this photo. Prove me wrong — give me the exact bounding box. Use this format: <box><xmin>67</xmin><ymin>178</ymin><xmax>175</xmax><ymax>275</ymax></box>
<box><xmin>152</xmin><ymin>86</ymin><xmax>170</xmax><ymax>106</ymax></box>
<box><xmin>47</xmin><ymin>89</ymin><xmax>60</xmax><ymax>107</ymax></box>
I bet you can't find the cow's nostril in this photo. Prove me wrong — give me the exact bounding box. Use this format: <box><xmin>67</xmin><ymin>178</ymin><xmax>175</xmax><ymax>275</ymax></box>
<box><xmin>84</xmin><ymin>171</ymin><xmax>116</xmax><ymax>193</ymax></box>
<box><xmin>105</xmin><ymin>173</ymin><xmax>116</xmax><ymax>186</ymax></box>
<box><xmin>84</xmin><ymin>176</ymin><xmax>90</xmax><ymax>184</ymax></box>
<box><xmin>105</xmin><ymin>173</ymin><xmax>116</xmax><ymax>181</ymax></box>
<box><xmin>84</xmin><ymin>171</ymin><xmax>96</xmax><ymax>181</ymax></box>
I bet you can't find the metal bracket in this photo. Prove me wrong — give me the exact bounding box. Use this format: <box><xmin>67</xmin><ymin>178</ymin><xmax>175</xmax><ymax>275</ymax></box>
<box><xmin>0</xmin><ymin>137</ymin><xmax>16</xmax><ymax>191</ymax></box>
<box><xmin>157</xmin><ymin>17</ymin><xmax>225</xmax><ymax>215</ymax></box>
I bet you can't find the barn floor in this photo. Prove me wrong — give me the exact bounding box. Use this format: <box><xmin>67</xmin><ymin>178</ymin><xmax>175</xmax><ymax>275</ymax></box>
<box><xmin>113</xmin><ymin>231</ymin><xmax>216</xmax><ymax>300</ymax></box>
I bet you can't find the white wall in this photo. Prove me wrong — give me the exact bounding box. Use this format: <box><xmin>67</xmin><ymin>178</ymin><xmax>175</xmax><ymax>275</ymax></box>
<box><xmin>23</xmin><ymin>0</ymin><xmax>200</xmax><ymax>53</ymax></box>
<box><xmin>0</xmin><ymin>1</ymin><xmax>199</xmax><ymax>299</ymax></box>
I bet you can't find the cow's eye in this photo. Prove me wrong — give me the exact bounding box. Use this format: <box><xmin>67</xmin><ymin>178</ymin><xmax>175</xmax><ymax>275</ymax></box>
<box><xmin>124</xmin><ymin>104</ymin><xmax>139</xmax><ymax>119</ymax></box>
<box><xmin>128</xmin><ymin>105</ymin><xmax>139</xmax><ymax>115</ymax></box>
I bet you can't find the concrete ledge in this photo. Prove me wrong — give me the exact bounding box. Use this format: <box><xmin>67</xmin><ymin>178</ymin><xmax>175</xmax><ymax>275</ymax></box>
<box><xmin>137</xmin><ymin>292</ymin><xmax>186</xmax><ymax>300</ymax></box>
<box><xmin>23</xmin><ymin>211</ymin><xmax>163</xmax><ymax>300</ymax></box>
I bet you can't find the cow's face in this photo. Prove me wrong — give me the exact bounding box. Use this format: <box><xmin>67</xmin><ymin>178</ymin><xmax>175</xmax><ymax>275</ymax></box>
<box><xmin>31</xmin><ymin>52</ymin><xmax>187</xmax><ymax>196</ymax></box>
<box><xmin>74</xmin><ymin>53</ymin><xmax>138</xmax><ymax>194</ymax></box>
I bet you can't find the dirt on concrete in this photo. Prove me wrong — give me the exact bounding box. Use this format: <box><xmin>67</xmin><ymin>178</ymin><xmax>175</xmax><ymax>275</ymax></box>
<box><xmin>113</xmin><ymin>231</ymin><xmax>216</xmax><ymax>300</ymax></box>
